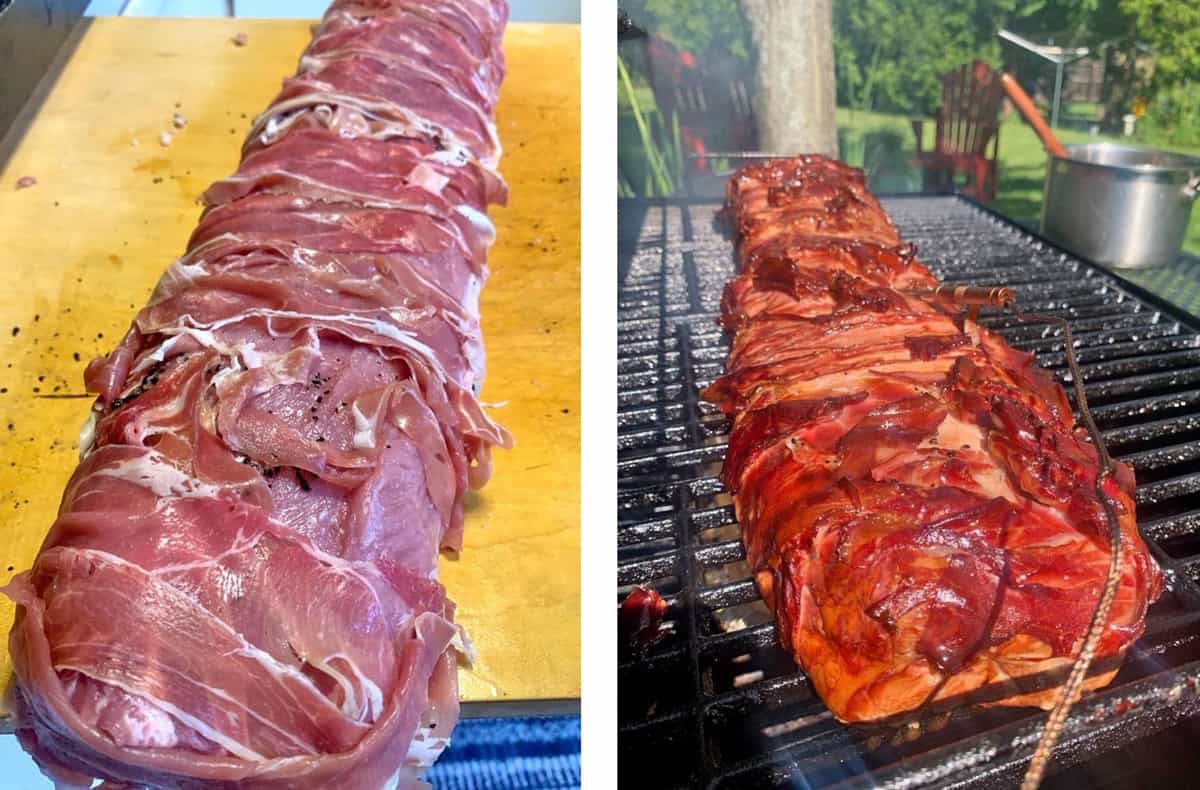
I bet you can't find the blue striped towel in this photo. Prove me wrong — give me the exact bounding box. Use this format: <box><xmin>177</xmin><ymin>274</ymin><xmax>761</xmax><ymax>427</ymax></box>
<box><xmin>426</xmin><ymin>716</ymin><xmax>581</xmax><ymax>789</ymax></box>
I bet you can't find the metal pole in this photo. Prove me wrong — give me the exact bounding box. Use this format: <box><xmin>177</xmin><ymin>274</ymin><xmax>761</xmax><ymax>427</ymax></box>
<box><xmin>1052</xmin><ymin>59</ymin><xmax>1064</xmax><ymax>128</ymax></box>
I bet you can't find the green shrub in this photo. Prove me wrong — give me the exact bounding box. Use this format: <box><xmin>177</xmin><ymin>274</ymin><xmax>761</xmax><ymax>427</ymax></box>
<box><xmin>838</xmin><ymin>123</ymin><xmax>921</xmax><ymax>192</ymax></box>
<box><xmin>1134</xmin><ymin>84</ymin><xmax>1200</xmax><ymax>149</ymax></box>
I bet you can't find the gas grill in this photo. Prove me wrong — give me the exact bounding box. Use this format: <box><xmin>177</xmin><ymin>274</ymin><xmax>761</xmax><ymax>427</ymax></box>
<box><xmin>617</xmin><ymin>194</ymin><xmax>1200</xmax><ymax>789</ymax></box>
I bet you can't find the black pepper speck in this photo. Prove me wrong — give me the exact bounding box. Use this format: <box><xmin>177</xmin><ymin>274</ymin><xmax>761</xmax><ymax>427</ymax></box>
<box><xmin>294</xmin><ymin>468</ymin><xmax>311</xmax><ymax>492</ymax></box>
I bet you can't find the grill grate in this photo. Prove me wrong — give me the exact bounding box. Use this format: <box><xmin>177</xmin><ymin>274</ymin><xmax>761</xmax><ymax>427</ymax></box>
<box><xmin>617</xmin><ymin>195</ymin><xmax>1200</xmax><ymax>789</ymax></box>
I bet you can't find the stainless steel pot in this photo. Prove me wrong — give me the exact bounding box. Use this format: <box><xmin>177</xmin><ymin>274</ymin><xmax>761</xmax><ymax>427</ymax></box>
<box><xmin>1040</xmin><ymin>143</ymin><xmax>1200</xmax><ymax>269</ymax></box>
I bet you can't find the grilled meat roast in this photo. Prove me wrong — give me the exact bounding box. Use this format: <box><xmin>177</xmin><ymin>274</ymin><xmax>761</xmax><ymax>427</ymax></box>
<box><xmin>703</xmin><ymin>155</ymin><xmax>1163</xmax><ymax>723</ymax></box>
<box><xmin>2</xmin><ymin>1</ymin><xmax>512</xmax><ymax>787</ymax></box>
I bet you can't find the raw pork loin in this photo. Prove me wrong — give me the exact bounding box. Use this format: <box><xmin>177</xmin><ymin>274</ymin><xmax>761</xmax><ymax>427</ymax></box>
<box><xmin>705</xmin><ymin>155</ymin><xmax>1163</xmax><ymax>723</ymax></box>
<box><xmin>3</xmin><ymin>1</ymin><xmax>512</xmax><ymax>786</ymax></box>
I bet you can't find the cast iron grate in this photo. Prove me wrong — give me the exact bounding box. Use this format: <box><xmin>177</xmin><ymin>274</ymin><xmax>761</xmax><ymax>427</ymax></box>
<box><xmin>617</xmin><ymin>195</ymin><xmax>1200</xmax><ymax>789</ymax></box>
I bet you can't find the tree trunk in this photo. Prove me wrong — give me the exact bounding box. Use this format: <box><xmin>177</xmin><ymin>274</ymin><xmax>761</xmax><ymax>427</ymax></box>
<box><xmin>739</xmin><ymin>0</ymin><xmax>837</xmax><ymax>157</ymax></box>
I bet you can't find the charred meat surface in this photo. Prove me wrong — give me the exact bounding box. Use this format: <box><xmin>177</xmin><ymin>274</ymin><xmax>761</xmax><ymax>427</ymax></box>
<box><xmin>703</xmin><ymin>155</ymin><xmax>1163</xmax><ymax>724</ymax></box>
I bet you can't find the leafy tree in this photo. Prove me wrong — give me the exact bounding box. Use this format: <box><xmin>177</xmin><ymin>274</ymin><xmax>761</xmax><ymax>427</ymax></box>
<box><xmin>620</xmin><ymin>0</ymin><xmax>753</xmax><ymax>62</ymax></box>
<box><xmin>619</xmin><ymin>0</ymin><xmax>1197</xmax><ymax>142</ymax></box>
<box><xmin>1006</xmin><ymin>0</ymin><xmax>1102</xmax><ymax>42</ymax></box>
<box><xmin>1117</xmin><ymin>0</ymin><xmax>1200</xmax><ymax>143</ymax></box>
<box><xmin>1006</xmin><ymin>0</ymin><xmax>1199</xmax><ymax>129</ymax></box>
<box><xmin>832</xmin><ymin>0</ymin><xmax>1053</xmax><ymax>115</ymax></box>
<box><xmin>1121</xmin><ymin>0</ymin><xmax>1200</xmax><ymax>87</ymax></box>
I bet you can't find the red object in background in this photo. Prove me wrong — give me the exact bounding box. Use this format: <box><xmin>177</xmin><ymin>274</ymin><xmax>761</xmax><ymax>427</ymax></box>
<box><xmin>681</xmin><ymin>128</ymin><xmax>710</xmax><ymax>172</ymax></box>
<box><xmin>645</xmin><ymin>36</ymin><xmax>687</xmax><ymax>84</ymax></box>
<box><xmin>641</xmin><ymin>35</ymin><xmax>757</xmax><ymax>177</ymax></box>
<box><xmin>912</xmin><ymin>60</ymin><xmax>1004</xmax><ymax>201</ymax></box>
<box><xmin>1000</xmin><ymin>72</ymin><xmax>1067</xmax><ymax>158</ymax></box>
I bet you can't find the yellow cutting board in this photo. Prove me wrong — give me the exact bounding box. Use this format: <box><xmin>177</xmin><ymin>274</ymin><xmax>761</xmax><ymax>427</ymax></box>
<box><xmin>0</xmin><ymin>19</ymin><xmax>580</xmax><ymax>709</ymax></box>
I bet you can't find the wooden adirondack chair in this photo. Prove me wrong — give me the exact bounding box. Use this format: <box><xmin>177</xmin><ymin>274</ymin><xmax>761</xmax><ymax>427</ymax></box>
<box><xmin>912</xmin><ymin>60</ymin><xmax>1004</xmax><ymax>201</ymax></box>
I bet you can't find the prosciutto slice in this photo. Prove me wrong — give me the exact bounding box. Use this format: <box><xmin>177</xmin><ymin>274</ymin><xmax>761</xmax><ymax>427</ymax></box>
<box><xmin>3</xmin><ymin>1</ymin><xmax>512</xmax><ymax>786</ymax></box>
<box><xmin>705</xmin><ymin>155</ymin><xmax>1163</xmax><ymax>723</ymax></box>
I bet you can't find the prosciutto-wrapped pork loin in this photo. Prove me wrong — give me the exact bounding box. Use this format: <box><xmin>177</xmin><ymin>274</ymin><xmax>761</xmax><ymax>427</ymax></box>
<box><xmin>704</xmin><ymin>155</ymin><xmax>1163</xmax><ymax>724</ymax></box>
<box><xmin>3</xmin><ymin>1</ymin><xmax>512</xmax><ymax>786</ymax></box>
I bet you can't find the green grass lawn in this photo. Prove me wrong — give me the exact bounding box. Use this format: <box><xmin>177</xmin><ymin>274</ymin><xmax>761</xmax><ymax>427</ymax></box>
<box><xmin>836</xmin><ymin>107</ymin><xmax>1200</xmax><ymax>256</ymax></box>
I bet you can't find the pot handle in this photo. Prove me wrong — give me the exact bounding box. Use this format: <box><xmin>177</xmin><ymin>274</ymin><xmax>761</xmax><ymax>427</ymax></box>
<box><xmin>1187</xmin><ymin>175</ymin><xmax>1200</xmax><ymax>201</ymax></box>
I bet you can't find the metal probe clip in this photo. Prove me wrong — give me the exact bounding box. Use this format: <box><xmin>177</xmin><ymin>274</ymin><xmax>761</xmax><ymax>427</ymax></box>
<box><xmin>901</xmin><ymin>285</ymin><xmax>1014</xmax><ymax>323</ymax></box>
<box><xmin>688</xmin><ymin>151</ymin><xmax>800</xmax><ymax>161</ymax></box>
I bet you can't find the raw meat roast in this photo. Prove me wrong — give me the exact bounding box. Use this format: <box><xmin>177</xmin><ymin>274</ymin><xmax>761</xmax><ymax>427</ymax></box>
<box><xmin>3</xmin><ymin>1</ymin><xmax>512</xmax><ymax>786</ymax></box>
<box><xmin>704</xmin><ymin>155</ymin><xmax>1163</xmax><ymax>723</ymax></box>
